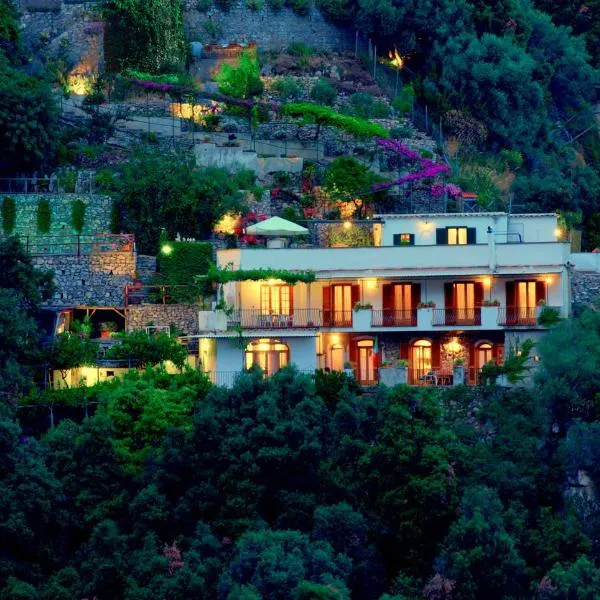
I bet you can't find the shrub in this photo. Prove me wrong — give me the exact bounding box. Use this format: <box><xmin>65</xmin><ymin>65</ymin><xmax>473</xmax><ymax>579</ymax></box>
<box><xmin>272</xmin><ymin>75</ymin><xmax>302</xmax><ymax>100</ymax></box>
<box><xmin>57</xmin><ymin>169</ymin><xmax>76</xmax><ymax>192</ymax></box>
<box><xmin>36</xmin><ymin>198</ymin><xmax>52</xmax><ymax>234</ymax></box>
<box><xmin>246</xmin><ymin>0</ymin><xmax>263</xmax><ymax>9</ymax></box>
<box><xmin>316</xmin><ymin>0</ymin><xmax>353</xmax><ymax>21</ymax></box>
<box><xmin>390</xmin><ymin>124</ymin><xmax>415</xmax><ymax>139</ymax></box>
<box><xmin>346</xmin><ymin>92</ymin><xmax>389</xmax><ymax>118</ymax></box>
<box><xmin>499</xmin><ymin>148</ymin><xmax>523</xmax><ymax>171</ymax></box>
<box><xmin>215</xmin><ymin>50</ymin><xmax>264</xmax><ymax>99</ymax></box>
<box><xmin>267</xmin><ymin>0</ymin><xmax>283</xmax><ymax>9</ymax></box>
<box><xmin>392</xmin><ymin>83</ymin><xmax>415</xmax><ymax>114</ymax></box>
<box><xmin>2</xmin><ymin>197</ymin><xmax>16</xmax><ymax>234</ymax></box>
<box><xmin>287</xmin><ymin>41</ymin><xmax>313</xmax><ymax>57</ymax></box>
<box><xmin>537</xmin><ymin>306</ymin><xmax>562</xmax><ymax>327</ymax></box>
<box><xmin>197</xmin><ymin>0</ymin><xmax>212</xmax><ymax>10</ymax></box>
<box><xmin>202</xmin><ymin>19</ymin><xmax>222</xmax><ymax>39</ymax></box>
<box><xmin>310</xmin><ymin>77</ymin><xmax>337</xmax><ymax>106</ymax></box>
<box><xmin>286</xmin><ymin>0</ymin><xmax>310</xmax><ymax>14</ymax></box>
<box><xmin>70</xmin><ymin>200</ymin><xmax>86</xmax><ymax>234</ymax></box>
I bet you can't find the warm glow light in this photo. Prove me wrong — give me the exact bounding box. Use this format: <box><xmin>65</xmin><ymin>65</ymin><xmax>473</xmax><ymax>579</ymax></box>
<box><xmin>343</xmin><ymin>221</ymin><xmax>352</xmax><ymax>230</ymax></box>
<box><xmin>169</xmin><ymin>100</ymin><xmax>223</xmax><ymax>124</ymax></box>
<box><xmin>483</xmin><ymin>277</ymin><xmax>492</xmax><ymax>288</ymax></box>
<box><xmin>544</xmin><ymin>275</ymin><xmax>553</xmax><ymax>284</ymax></box>
<box><xmin>554</xmin><ymin>228</ymin><xmax>563</xmax><ymax>238</ymax></box>
<box><xmin>68</xmin><ymin>72</ymin><xmax>93</xmax><ymax>96</ymax></box>
<box><xmin>266</xmin><ymin>278</ymin><xmax>278</xmax><ymax>286</ymax></box>
<box><xmin>331</xmin><ymin>334</ymin><xmax>340</xmax><ymax>344</ymax></box>
<box><xmin>388</xmin><ymin>47</ymin><xmax>404</xmax><ymax>69</ymax></box>
<box><xmin>214</xmin><ymin>212</ymin><xmax>241</xmax><ymax>235</ymax></box>
<box><xmin>445</xmin><ymin>338</ymin><xmax>462</xmax><ymax>354</ymax></box>
<box><xmin>161</xmin><ymin>243</ymin><xmax>173</xmax><ymax>256</ymax></box>
<box><xmin>365</xmin><ymin>278</ymin><xmax>378</xmax><ymax>290</ymax></box>
<box><xmin>420</xmin><ymin>220</ymin><xmax>432</xmax><ymax>230</ymax></box>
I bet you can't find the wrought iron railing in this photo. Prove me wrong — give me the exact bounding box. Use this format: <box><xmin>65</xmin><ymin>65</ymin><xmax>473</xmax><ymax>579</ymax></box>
<box><xmin>322</xmin><ymin>310</ymin><xmax>353</xmax><ymax>328</ymax></box>
<box><xmin>227</xmin><ymin>308</ymin><xmax>323</xmax><ymax>329</ymax></box>
<box><xmin>497</xmin><ymin>307</ymin><xmax>538</xmax><ymax>326</ymax></box>
<box><xmin>432</xmin><ymin>308</ymin><xmax>481</xmax><ymax>326</ymax></box>
<box><xmin>17</xmin><ymin>233</ymin><xmax>134</xmax><ymax>256</ymax></box>
<box><xmin>371</xmin><ymin>309</ymin><xmax>417</xmax><ymax>327</ymax></box>
<box><xmin>124</xmin><ymin>284</ymin><xmax>207</xmax><ymax>307</ymax></box>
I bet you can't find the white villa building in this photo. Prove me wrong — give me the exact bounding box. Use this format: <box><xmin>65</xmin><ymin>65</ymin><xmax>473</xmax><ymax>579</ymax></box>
<box><xmin>195</xmin><ymin>212</ymin><xmax>570</xmax><ymax>387</ymax></box>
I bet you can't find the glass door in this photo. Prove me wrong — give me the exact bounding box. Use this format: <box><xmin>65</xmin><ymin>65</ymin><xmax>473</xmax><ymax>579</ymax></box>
<box><xmin>357</xmin><ymin>340</ymin><xmax>375</xmax><ymax>384</ymax></box>
<box><xmin>332</xmin><ymin>284</ymin><xmax>352</xmax><ymax>326</ymax></box>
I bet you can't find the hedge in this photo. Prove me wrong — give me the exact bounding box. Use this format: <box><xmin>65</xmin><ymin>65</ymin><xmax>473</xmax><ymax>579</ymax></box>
<box><xmin>2</xmin><ymin>197</ymin><xmax>16</xmax><ymax>234</ymax></box>
<box><xmin>36</xmin><ymin>198</ymin><xmax>52</xmax><ymax>234</ymax></box>
<box><xmin>157</xmin><ymin>241</ymin><xmax>214</xmax><ymax>302</ymax></box>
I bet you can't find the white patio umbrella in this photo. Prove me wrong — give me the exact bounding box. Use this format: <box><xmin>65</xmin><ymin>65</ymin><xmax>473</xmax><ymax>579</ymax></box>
<box><xmin>245</xmin><ymin>216</ymin><xmax>308</xmax><ymax>236</ymax></box>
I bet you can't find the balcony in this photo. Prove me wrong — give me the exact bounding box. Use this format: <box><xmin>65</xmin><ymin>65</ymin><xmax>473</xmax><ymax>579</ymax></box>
<box><xmin>228</xmin><ymin>308</ymin><xmax>323</xmax><ymax>329</ymax></box>
<box><xmin>371</xmin><ymin>309</ymin><xmax>417</xmax><ymax>327</ymax></box>
<box><xmin>432</xmin><ymin>308</ymin><xmax>481</xmax><ymax>327</ymax></box>
<box><xmin>497</xmin><ymin>307</ymin><xmax>538</xmax><ymax>326</ymax></box>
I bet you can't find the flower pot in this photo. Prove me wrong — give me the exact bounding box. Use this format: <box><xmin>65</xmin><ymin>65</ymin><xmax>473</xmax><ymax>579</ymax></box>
<box><xmin>100</xmin><ymin>330</ymin><xmax>111</xmax><ymax>339</ymax></box>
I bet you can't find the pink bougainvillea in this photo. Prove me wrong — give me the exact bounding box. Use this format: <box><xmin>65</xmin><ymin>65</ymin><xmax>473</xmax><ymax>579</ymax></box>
<box><xmin>431</xmin><ymin>183</ymin><xmax>462</xmax><ymax>198</ymax></box>
<box><xmin>163</xmin><ymin>543</ymin><xmax>184</xmax><ymax>576</ymax></box>
<box><xmin>372</xmin><ymin>138</ymin><xmax>451</xmax><ymax>192</ymax></box>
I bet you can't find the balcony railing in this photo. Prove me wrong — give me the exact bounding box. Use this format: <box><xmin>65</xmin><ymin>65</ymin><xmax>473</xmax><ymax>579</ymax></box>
<box><xmin>17</xmin><ymin>233</ymin><xmax>135</xmax><ymax>256</ymax></box>
<box><xmin>497</xmin><ymin>307</ymin><xmax>537</xmax><ymax>326</ymax></box>
<box><xmin>408</xmin><ymin>367</ymin><xmax>483</xmax><ymax>386</ymax></box>
<box><xmin>432</xmin><ymin>308</ymin><xmax>481</xmax><ymax>326</ymax></box>
<box><xmin>371</xmin><ymin>309</ymin><xmax>417</xmax><ymax>327</ymax></box>
<box><xmin>227</xmin><ymin>308</ymin><xmax>323</xmax><ymax>329</ymax></box>
<box><xmin>322</xmin><ymin>310</ymin><xmax>353</xmax><ymax>328</ymax></box>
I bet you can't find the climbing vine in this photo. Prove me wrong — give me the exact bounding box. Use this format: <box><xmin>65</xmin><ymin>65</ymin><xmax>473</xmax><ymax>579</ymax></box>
<box><xmin>104</xmin><ymin>0</ymin><xmax>187</xmax><ymax>73</ymax></box>
<box><xmin>204</xmin><ymin>264</ymin><xmax>316</xmax><ymax>285</ymax></box>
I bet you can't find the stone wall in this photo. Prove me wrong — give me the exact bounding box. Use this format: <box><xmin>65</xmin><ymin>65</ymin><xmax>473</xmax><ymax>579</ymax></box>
<box><xmin>126</xmin><ymin>304</ymin><xmax>199</xmax><ymax>334</ymax></box>
<box><xmin>183</xmin><ymin>1</ymin><xmax>353</xmax><ymax>51</ymax></box>
<box><xmin>33</xmin><ymin>251</ymin><xmax>134</xmax><ymax>306</ymax></box>
<box><xmin>4</xmin><ymin>194</ymin><xmax>113</xmax><ymax>237</ymax></box>
<box><xmin>571</xmin><ymin>271</ymin><xmax>600</xmax><ymax>306</ymax></box>
<box><xmin>17</xmin><ymin>0</ymin><xmax>104</xmax><ymax>74</ymax></box>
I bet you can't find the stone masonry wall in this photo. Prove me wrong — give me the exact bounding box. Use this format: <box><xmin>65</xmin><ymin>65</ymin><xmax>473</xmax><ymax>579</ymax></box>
<box><xmin>17</xmin><ymin>1</ymin><xmax>104</xmax><ymax>74</ymax></box>
<box><xmin>5</xmin><ymin>194</ymin><xmax>113</xmax><ymax>238</ymax></box>
<box><xmin>126</xmin><ymin>304</ymin><xmax>199</xmax><ymax>335</ymax></box>
<box><xmin>33</xmin><ymin>251</ymin><xmax>134</xmax><ymax>306</ymax></box>
<box><xmin>571</xmin><ymin>271</ymin><xmax>600</xmax><ymax>306</ymax></box>
<box><xmin>183</xmin><ymin>1</ymin><xmax>353</xmax><ymax>51</ymax></box>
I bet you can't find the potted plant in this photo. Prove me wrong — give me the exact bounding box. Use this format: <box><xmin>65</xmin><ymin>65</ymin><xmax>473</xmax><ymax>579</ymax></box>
<box><xmin>343</xmin><ymin>361</ymin><xmax>354</xmax><ymax>378</ymax></box>
<box><xmin>417</xmin><ymin>301</ymin><xmax>436</xmax><ymax>308</ymax></box>
<box><xmin>71</xmin><ymin>315</ymin><xmax>93</xmax><ymax>339</ymax></box>
<box><xmin>100</xmin><ymin>321</ymin><xmax>118</xmax><ymax>339</ymax></box>
<box><xmin>379</xmin><ymin>358</ymin><xmax>409</xmax><ymax>386</ymax></box>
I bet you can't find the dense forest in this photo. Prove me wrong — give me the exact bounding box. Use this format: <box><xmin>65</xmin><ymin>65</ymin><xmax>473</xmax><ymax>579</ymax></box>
<box><xmin>2</xmin><ymin>238</ymin><xmax>600</xmax><ymax>599</ymax></box>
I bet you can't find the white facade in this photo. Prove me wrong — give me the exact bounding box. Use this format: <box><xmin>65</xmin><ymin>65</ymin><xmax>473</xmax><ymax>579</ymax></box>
<box><xmin>198</xmin><ymin>213</ymin><xmax>570</xmax><ymax>386</ymax></box>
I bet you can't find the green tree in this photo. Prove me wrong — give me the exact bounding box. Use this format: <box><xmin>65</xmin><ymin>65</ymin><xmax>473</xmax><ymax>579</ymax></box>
<box><xmin>215</xmin><ymin>50</ymin><xmax>264</xmax><ymax>99</ymax></box>
<box><xmin>47</xmin><ymin>333</ymin><xmax>99</xmax><ymax>388</ymax></box>
<box><xmin>538</xmin><ymin>555</ymin><xmax>600</xmax><ymax>600</ymax></box>
<box><xmin>441</xmin><ymin>486</ymin><xmax>526</xmax><ymax>600</ymax></box>
<box><xmin>0</xmin><ymin>54</ymin><xmax>58</xmax><ymax>174</ymax></box>
<box><xmin>220</xmin><ymin>529</ymin><xmax>351</xmax><ymax>600</ymax></box>
<box><xmin>115</xmin><ymin>149</ymin><xmax>248</xmax><ymax>252</ymax></box>
<box><xmin>324</xmin><ymin>156</ymin><xmax>377</xmax><ymax>217</ymax></box>
<box><xmin>0</xmin><ymin>238</ymin><xmax>54</xmax><ymax>397</ymax></box>
<box><xmin>106</xmin><ymin>330</ymin><xmax>188</xmax><ymax>369</ymax></box>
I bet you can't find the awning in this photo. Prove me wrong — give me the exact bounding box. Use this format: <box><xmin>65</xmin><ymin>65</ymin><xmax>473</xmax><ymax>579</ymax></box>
<box><xmin>246</xmin><ymin>216</ymin><xmax>308</xmax><ymax>236</ymax></box>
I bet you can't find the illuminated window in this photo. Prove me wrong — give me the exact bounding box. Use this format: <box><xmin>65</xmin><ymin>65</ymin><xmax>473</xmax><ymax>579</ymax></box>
<box><xmin>245</xmin><ymin>339</ymin><xmax>289</xmax><ymax>376</ymax></box>
<box><xmin>448</xmin><ymin>227</ymin><xmax>468</xmax><ymax>245</ymax></box>
<box><xmin>393</xmin><ymin>233</ymin><xmax>414</xmax><ymax>246</ymax></box>
<box><xmin>260</xmin><ymin>285</ymin><xmax>291</xmax><ymax>315</ymax></box>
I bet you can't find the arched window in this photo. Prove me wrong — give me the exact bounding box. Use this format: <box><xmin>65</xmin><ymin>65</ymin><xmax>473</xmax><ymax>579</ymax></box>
<box><xmin>245</xmin><ymin>339</ymin><xmax>289</xmax><ymax>376</ymax></box>
<box><xmin>411</xmin><ymin>339</ymin><xmax>432</xmax><ymax>377</ymax></box>
<box><xmin>476</xmin><ymin>342</ymin><xmax>493</xmax><ymax>369</ymax></box>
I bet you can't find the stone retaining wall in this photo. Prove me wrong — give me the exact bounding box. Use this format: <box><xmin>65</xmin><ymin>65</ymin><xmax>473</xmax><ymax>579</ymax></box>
<box><xmin>18</xmin><ymin>1</ymin><xmax>104</xmax><ymax>74</ymax></box>
<box><xmin>571</xmin><ymin>271</ymin><xmax>600</xmax><ymax>306</ymax></box>
<box><xmin>3</xmin><ymin>194</ymin><xmax>113</xmax><ymax>237</ymax></box>
<box><xmin>33</xmin><ymin>251</ymin><xmax>134</xmax><ymax>306</ymax></box>
<box><xmin>126</xmin><ymin>304</ymin><xmax>199</xmax><ymax>334</ymax></box>
<box><xmin>183</xmin><ymin>1</ymin><xmax>353</xmax><ymax>51</ymax></box>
